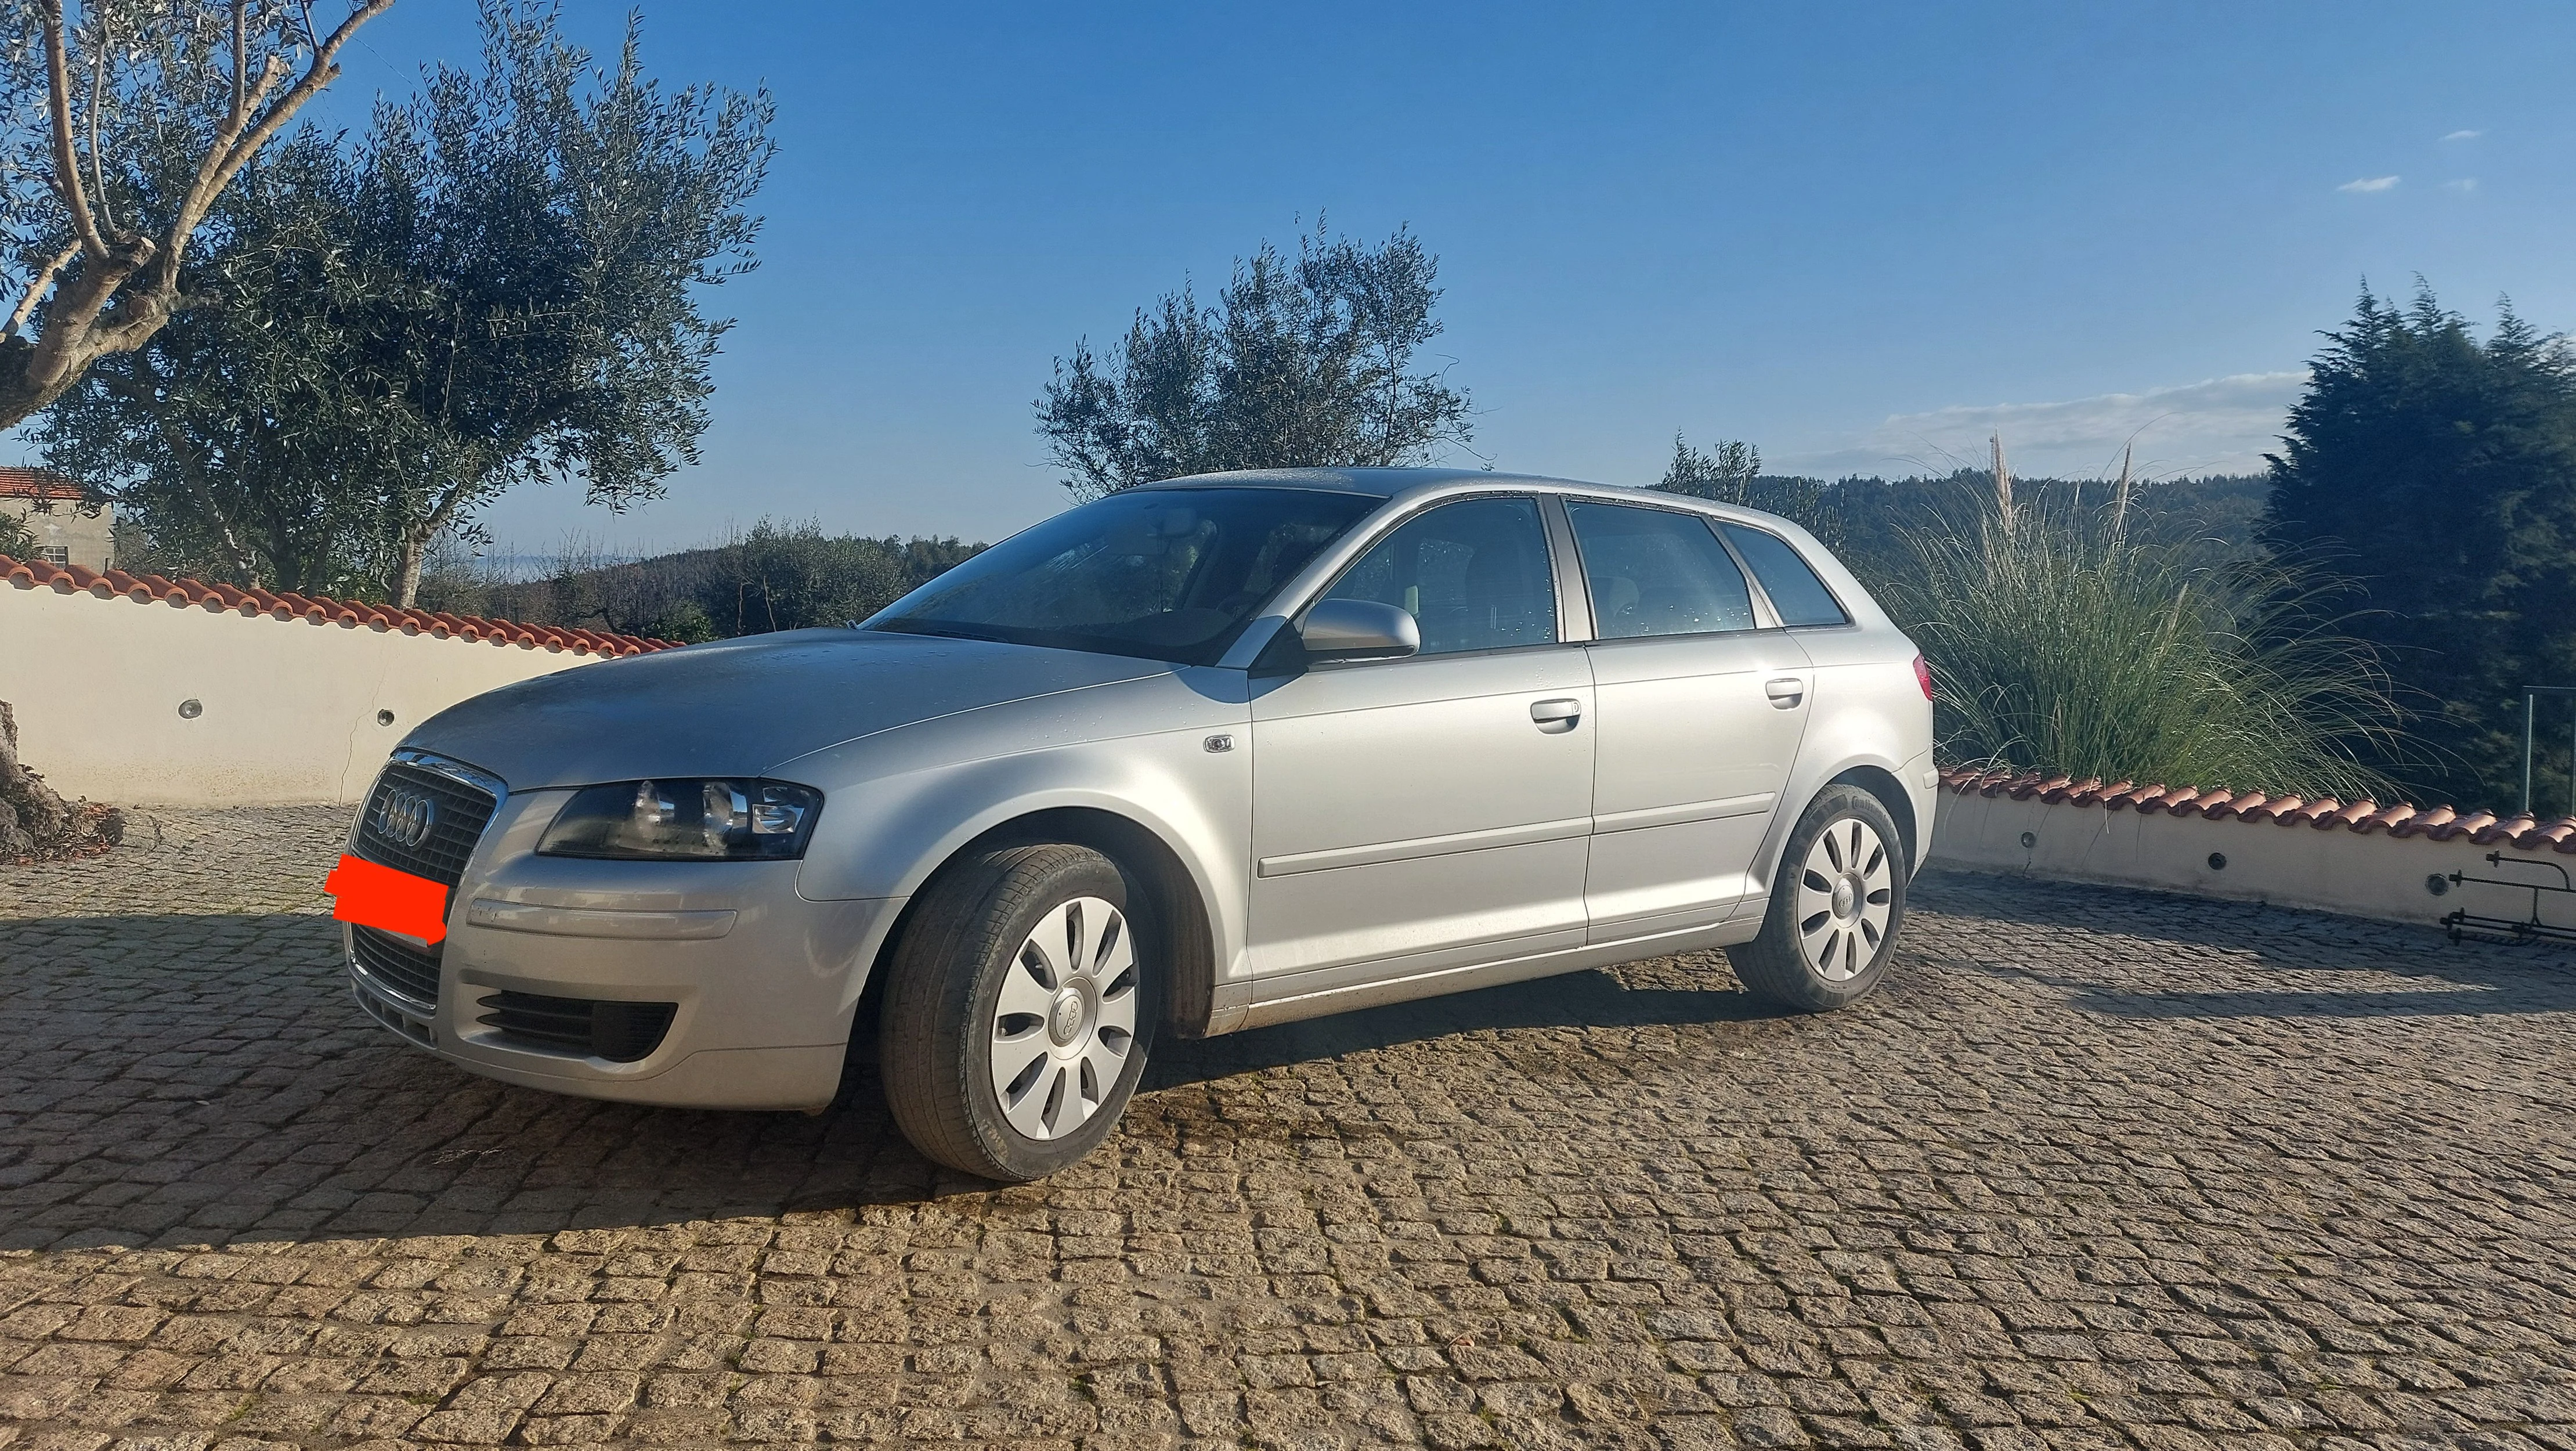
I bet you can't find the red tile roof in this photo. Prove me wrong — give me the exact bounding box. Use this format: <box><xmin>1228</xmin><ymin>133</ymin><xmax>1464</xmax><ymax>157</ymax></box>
<box><xmin>0</xmin><ymin>467</ymin><xmax>83</xmax><ymax>501</ymax></box>
<box><xmin>1941</xmin><ymin>765</ymin><xmax>2576</xmax><ymax>856</ymax></box>
<box><xmin>0</xmin><ymin>554</ymin><xmax>681</xmax><ymax>658</ymax></box>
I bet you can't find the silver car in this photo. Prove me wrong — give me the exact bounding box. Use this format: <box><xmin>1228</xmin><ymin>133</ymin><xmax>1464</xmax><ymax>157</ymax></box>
<box><xmin>345</xmin><ymin>469</ymin><xmax>1935</xmax><ymax>1180</ymax></box>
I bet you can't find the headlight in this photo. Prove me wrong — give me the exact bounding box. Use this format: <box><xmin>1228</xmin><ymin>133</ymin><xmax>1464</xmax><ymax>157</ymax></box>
<box><xmin>537</xmin><ymin>779</ymin><xmax>823</xmax><ymax>860</ymax></box>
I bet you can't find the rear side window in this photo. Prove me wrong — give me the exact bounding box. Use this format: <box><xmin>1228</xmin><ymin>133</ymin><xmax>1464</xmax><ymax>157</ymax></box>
<box><xmin>1719</xmin><ymin>524</ymin><xmax>1849</xmax><ymax>627</ymax></box>
<box><xmin>1566</xmin><ymin>501</ymin><xmax>1757</xmax><ymax>638</ymax></box>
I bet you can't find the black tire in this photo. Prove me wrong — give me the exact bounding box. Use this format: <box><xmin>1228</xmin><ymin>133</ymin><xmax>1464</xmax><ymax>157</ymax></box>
<box><xmin>1727</xmin><ymin>784</ymin><xmax>1909</xmax><ymax>1013</ymax></box>
<box><xmin>877</xmin><ymin>843</ymin><xmax>1157</xmax><ymax>1182</ymax></box>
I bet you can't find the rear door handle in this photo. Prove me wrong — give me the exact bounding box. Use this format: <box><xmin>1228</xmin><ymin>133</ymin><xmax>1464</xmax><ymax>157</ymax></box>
<box><xmin>1530</xmin><ymin>697</ymin><xmax>1583</xmax><ymax>731</ymax></box>
<box><xmin>1765</xmin><ymin>677</ymin><xmax>1805</xmax><ymax>709</ymax></box>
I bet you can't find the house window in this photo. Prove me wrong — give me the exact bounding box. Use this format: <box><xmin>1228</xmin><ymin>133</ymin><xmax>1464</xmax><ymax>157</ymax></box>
<box><xmin>35</xmin><ymin>546</ymin><xmax>69</xmax><ymax>566</ymax></box>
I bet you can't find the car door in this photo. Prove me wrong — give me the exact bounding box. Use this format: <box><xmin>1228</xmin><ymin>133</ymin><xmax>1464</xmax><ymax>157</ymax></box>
<box><xmin>1566</xmin><ymin>499</ymin><xmax>1815</xmax><ymax>943</ymax></box>
<box><xmin>1247</xmin><ymin>495</ymin><xmax>1595</xmax><ymax>994</ymax></box>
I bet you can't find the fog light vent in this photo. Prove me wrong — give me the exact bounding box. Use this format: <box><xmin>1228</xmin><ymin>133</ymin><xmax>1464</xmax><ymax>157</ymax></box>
<box><xmin>478</xmin><ymin>991</ymin><xmax>675</xmax><ymax>1062</ymax></box>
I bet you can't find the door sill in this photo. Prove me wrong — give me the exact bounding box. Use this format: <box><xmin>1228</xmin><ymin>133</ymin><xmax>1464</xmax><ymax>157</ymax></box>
<box><xmin>1233</xmin><ymin>915</ymin><xmax>1761</xmax><ymax>1032</ymax></box>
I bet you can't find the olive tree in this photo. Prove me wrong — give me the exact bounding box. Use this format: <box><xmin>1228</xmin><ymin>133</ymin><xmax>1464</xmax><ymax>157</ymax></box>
<box><xmin>1037</xmin><ymin>223</ymin><xmax>1474</xmax><ymax>500</ymax></box>
<box><xmin>0</xmin><ymin>0</ymin><xmax>395</xmax><ymax>429</ymax></box>
<box><xmin>40</xmin><ymin>2</ymin><xmax>775</xmax><ymax>603</ymax></box>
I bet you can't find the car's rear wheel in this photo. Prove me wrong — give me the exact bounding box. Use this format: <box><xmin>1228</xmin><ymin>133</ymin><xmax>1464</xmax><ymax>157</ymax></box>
<box><xmin>1728</xmin><ymin>784</ymin><xmax>1907</xmax><ymax>1012</ymax></box>
<box><xmin>877</xmin><ymin>843</ymin><xmax>1155</xmax><ymax>1181</ymax></box>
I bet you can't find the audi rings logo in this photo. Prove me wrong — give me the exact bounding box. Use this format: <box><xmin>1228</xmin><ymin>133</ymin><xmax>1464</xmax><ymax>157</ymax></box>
<box><xmin>374</xmin><ymin>786</ymin><xmax>438</xmax><ymax>849</ymax></box>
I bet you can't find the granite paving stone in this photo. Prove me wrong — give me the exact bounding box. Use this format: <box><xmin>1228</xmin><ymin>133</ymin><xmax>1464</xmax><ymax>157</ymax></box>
<box><xmin>1</xmin><ymin>807</ymin><xmax>2571</xmax><ymax>1449</ymax></box>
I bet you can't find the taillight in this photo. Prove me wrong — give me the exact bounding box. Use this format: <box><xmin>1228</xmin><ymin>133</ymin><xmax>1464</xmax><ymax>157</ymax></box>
<box><xmin>1912</xmin><ymin>654</ymin><xmax>1934</xmax><ymax>701</ymax></box>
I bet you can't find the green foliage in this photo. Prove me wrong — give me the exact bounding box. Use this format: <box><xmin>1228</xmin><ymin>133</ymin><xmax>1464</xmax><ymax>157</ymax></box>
<box><xmin>0</xmin><ymin>510</ymin><xmax>32</xmax><ymax>558</ymax></box>
<box><xmin>1657</xmin><ymin>435</ymin><xmax>1762</xmax><ymax>501</ymax></box>
<box><xmin>1874</xmin><ymin>502</ymin><xmax>2404</xmax><ymax>800</ymax></box>
<box><xmin>1037</xmin><ymin>222</ymin><xmax>1472</xmax><ymax>499</ymax></box>
<box><xmin>35</xmin><ymin>1</ymin><xmax>775</xmax><ymax>604</ymax></box>
<box><xmin>700</xmin><ymin>521</ymin><xmax>910</xmax><ymax>636</ymax></box>
<box><xmin>413</xmin><ymin>524</ymin><xmax>984</xmax><ymax>640</ymax></box>
<box><xmin>1656</xmin><ymin>435</ymin><xmax>1846</xmax><ymax>551</ymax></box>
<box><xmin>2264</xmin><ymin>286</ymin><xmax>2576</xmax><ymax>810</ymax></box>
<box><xmin>0</xmin><ymin>2</ymin><xmax>399</xmax><ymax>430</ymax></box>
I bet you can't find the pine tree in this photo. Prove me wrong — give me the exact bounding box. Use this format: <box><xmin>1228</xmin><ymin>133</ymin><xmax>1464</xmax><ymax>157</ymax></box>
<box><xmin>2264</xmin><ymin>286</ymin><xmax>2576</xmax><ymax>810</ymax></box>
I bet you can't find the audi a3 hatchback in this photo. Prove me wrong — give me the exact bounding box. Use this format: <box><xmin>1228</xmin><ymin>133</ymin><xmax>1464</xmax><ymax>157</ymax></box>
<box><xmin>342</xmin><ymin>469</ymin><xmax>1935</xmax><ymax>1180</ymax></box>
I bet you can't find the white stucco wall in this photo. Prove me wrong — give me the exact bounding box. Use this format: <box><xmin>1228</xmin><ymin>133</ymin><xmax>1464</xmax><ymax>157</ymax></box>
<box><xmin>0</xmin><ymin>584</ymin><xmax>634</xmax><ymax>806</ymax></box>
<box><xmin>1929</xmin><ymin>788</ymin><xmax>2576</xmax><ymax>934</ymax></box>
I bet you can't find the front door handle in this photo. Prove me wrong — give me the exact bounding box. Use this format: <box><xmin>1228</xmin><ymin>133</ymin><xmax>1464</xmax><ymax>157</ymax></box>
<box><xmin>1530</xmin><ymin>697</ymin><xmax>1583</xmax><ymax>732</ymax></box>
<box><xmin>1765</xmin><ymin>677</ymin><xmax>1805</xmax><ymax>709</ymax></box>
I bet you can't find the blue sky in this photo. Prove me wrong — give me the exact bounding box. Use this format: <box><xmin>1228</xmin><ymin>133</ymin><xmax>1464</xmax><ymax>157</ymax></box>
<box><xmin>245</xmin><ymin>2</ymin><xmax>2576</xmax><ymax>552</ymax></box>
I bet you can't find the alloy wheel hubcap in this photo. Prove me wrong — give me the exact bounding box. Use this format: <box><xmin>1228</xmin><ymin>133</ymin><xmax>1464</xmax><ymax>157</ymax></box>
<box><xmin>1795</xmin><ymin>818</ymin><xmax>1894</xmax><ymax>983</ymax></box>
<box><xmin>989</xmin><ymin>896</ymin><xmax>1138</xmax><ymax>1141</ymax></box>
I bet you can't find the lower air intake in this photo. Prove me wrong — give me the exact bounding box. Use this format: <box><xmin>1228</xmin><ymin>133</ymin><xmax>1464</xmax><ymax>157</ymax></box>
<box><xmin>478</xmin><ymin>991</ymin><xmax>676</xmax><ymax>1063</ymax></box>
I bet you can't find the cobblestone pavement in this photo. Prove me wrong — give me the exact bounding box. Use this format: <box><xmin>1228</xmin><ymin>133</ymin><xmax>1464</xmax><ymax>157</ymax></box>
<box><xmin>3</xmin><ymin>808</ymin><xmax>2575</xmax><ymax>1451</ymax></box>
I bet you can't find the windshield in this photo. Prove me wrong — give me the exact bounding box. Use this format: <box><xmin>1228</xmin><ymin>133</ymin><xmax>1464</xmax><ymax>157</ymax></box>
<box><xmin>868</xmin><ymin>487</ymin><xmax>1383</xmax><ymax>664</ymax></box>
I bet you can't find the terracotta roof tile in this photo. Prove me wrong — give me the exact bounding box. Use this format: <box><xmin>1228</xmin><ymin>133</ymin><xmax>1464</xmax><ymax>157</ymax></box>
<box><xmin>0</xmin><ymin>466</ymin><xmax>81</xmax><ymax>500</ymax></box>
<box><xmin>1934</xmin><ymin>768</ymin><xmax>2575</xmax><ymax>856</ymax></box>
<box><xmin>2385</xmin><ymin>804</ymin><xmax>2455</xmax><ymax>838</ymax></box>
<box><xmin>0</xmin><ymin>553</ymin><xmax>678</xmax><ymax>658</ymax></box>
<box><xmin>2429</xmin><ymin>810</ymin><xmax>2496</xmax><ymax>842</ymax></box>
<box><xmin>2155</xmin><ymin>786</ymin><xmax>2208</xmax><ymax>814</ymax></box>
<box><xmin>2470</xmin><ymin>813</ymin><xmax>2538</xmax><ymax>846</ymax></box>
<box><xmin>2238</xmin><ymin>793</ymin><xmax>2301</xmax><ymax>822</ymax></box>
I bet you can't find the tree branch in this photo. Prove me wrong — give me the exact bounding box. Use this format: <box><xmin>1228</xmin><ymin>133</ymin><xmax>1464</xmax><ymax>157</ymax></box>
<box><xmin>164</xmin><ymin>0</ymin><xmax>396</xmax><ymax>284</ymax></box>
<box><xmin>6</xmin><ymin>245</ymin><xmax>80</xmax><ymax>340</ymax></box>
<box><xmin>86</xmin><ymin>21</ymin><xmax>113</xmax><ymax>233</ymax></box>
<box><xmin>39</xmin><ymin>0</ymin><xmax>108</xmax><ymax>258</ymax></box>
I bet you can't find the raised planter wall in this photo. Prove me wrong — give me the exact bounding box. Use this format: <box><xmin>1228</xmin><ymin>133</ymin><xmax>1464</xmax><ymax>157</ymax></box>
<box><xmin>1928</xmin><ymin>771</ymin><xmax>2576</xmax><ymax>935</ymax></box>
<box><xmin>2</xmin><ymin>557</ymin><xmax>675</xmax><ymax>807</ymax></box>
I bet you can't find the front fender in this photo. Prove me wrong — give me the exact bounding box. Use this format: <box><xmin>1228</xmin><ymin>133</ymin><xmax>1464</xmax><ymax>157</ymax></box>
<box><xmin>784</xmin><ymin>713</ymin><xmax>1252</xmax><ymax>992</ymax></box>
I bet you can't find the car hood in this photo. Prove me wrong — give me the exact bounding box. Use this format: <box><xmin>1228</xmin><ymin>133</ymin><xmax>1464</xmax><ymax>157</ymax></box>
<box><xmin>404</xmin><ymin>628</ymin><xmax>1164</xmax><ymax>792</ymax></box>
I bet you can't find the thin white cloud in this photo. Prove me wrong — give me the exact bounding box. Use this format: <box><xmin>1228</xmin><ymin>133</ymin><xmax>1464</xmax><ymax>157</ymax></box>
<box><xmin>2337</xmin><ymin>175</ymin><xmax>2400</xmax><ymax>193</ymax></box>
<box><xmin>1771</xmin><ymin>372</ymin><xmax>2310</xmax><ymax>482</ymax></box>
<box><xmin>2446</xmin><ymin>178</ymin><xmax>2479</xmax><ymax>192</ymax></box>
<box><xmin>2443</xmin><ymin>129</ymin><xmax>2483</xmax><ymax>141</ymax></box>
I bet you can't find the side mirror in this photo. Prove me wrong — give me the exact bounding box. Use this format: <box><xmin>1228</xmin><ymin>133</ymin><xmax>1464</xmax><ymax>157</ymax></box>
<box><xmin>1299</xmin><ymin>598</ymin><xmax>1419</xmax><ymax>662</ymax></box>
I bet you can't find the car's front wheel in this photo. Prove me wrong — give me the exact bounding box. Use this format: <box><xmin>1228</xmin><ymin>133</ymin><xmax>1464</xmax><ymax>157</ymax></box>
<box><xmin>877</xmin><ymin>843</ymin><xmax>1155</xmax><ymax>1181</ymax></box>
<box><xmin>1728</xmin><ymin>784</ymin><xmax>1908</xmax><ymax>1012</ymax></box>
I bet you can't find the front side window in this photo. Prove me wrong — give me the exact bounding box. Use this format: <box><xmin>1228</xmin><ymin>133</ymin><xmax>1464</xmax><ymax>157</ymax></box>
<box><xmin>1567</xmin><ymin>501</ymin><xmax>1757</xmax><ymax>638</ymax></box>
<box><xmin>1719</xmin><ymin>524</ymin><xmax>1849</xmax><ymax>627</ymax></box>
<box><xmin>870</xmin><ymin>487</ymin><xmax>1379</xmax><ymax>664</ymax></box>
<box><xmin>1316</xmin><ymin>496</ymin><xmax>1558</xmax><ymax>655</ymax></box>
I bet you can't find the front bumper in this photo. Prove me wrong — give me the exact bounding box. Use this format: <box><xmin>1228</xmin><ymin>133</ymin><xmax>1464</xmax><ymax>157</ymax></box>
<box><xmin>346</xmin><ymin>787</ymin><xmax>903</xmax><ymax>1111</ymax></box>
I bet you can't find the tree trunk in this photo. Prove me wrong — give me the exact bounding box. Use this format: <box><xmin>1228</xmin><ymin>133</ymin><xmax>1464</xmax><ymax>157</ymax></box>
<box><xmin>0</xmin><ymin>699</ymin><xmax>124</xmax><ymax>863</ymax></box>
<box><xmin>392</xmin><ymin>532</ymin><xmax>428</xmax><ymax>609</ymax></box>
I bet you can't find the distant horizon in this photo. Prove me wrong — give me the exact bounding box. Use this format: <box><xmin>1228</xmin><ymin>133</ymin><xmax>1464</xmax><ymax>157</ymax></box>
<box><xmin>427</xmin><ymin>465</ymin><xmax>2275</xmax><ymax>575</ymax></box>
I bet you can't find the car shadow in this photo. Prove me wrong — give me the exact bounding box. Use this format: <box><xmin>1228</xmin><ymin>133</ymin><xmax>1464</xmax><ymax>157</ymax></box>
<box><xmin>0</xmin><ymin>911</ymin><xmax>1782</xmax><ymax>1251</ymax></box>
<box><xmin>1143</xmin><ymin>959</ymin><xmax>1780</xmax><ymax>1089</ymax></box>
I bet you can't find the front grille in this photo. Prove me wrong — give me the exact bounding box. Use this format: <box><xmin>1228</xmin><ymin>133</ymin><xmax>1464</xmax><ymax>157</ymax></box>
<box><xmin>479</xmin><ymin>991</ymin><xmax>677</xmax><ymax>1063</ymax></box>
<box><xmin>351</xmin><ymin>925</ymin><xmax>442</xmax><ymax>1010</ymax></box>
<box><xmin>353</xmin><ymin>761</ymin><xmax>499</xmax><ymax>887</ymax></box>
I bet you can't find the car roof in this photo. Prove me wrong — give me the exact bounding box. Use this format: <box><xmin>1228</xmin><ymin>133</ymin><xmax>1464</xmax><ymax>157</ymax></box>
<box><xmin>1137</xmin><ymin>465</ymin><xmax>1663</xmax><ymax>501</ymax></box>
<box><xmin>1132</xmin><ymin>466</ymin><xmax>1787</xmax><ymax>524</ymax></box>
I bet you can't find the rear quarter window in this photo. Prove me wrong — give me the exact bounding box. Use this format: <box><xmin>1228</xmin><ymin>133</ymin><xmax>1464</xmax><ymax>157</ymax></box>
<box><xmin>1719</xmin><ymin>524</ymin><xmax>1849</xmax><ymax>627</ymax></box>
